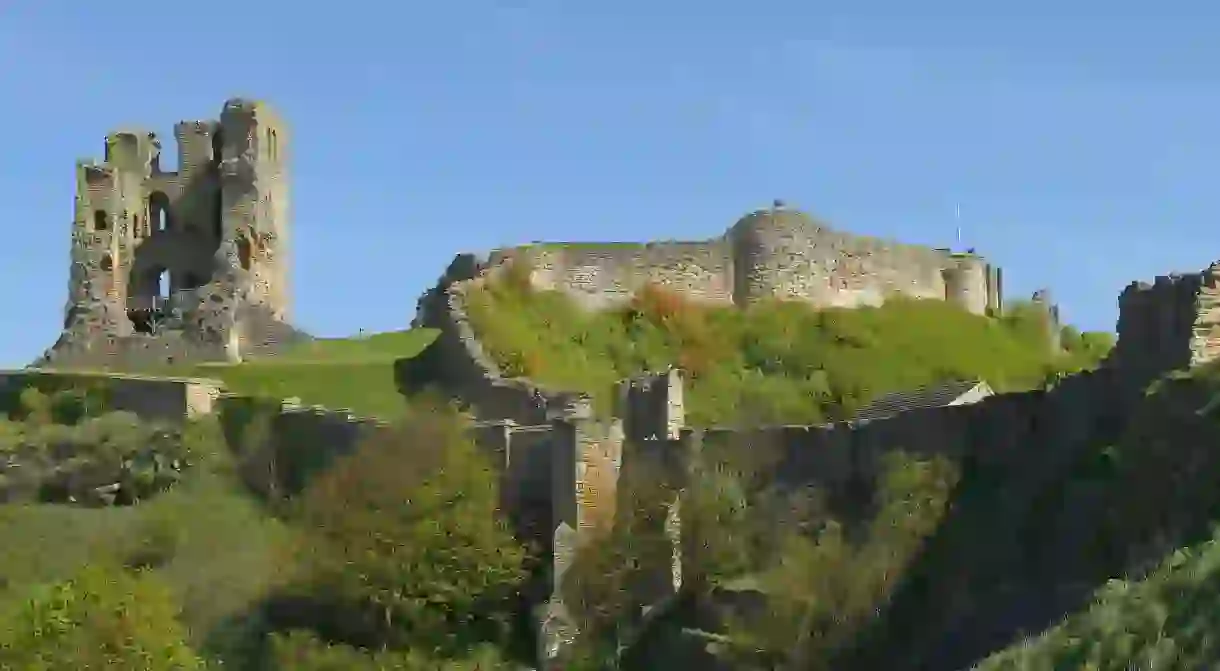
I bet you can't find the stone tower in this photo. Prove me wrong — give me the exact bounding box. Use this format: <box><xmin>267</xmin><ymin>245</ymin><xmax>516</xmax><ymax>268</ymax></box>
<box><xmin>36</xmin><ymin>97</ymin><xmax>306</xmax><ymax>369</ymax></box>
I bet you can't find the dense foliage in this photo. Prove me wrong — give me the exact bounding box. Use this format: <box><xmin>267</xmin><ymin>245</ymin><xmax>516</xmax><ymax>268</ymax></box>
<box><xmin>286</xmin><ymin>399</ymin><xmax>528</xmax><ymax>658</ymax></box>
<box><xmin>0</xmin><ymin>386</ymin><xmax>209</xmax><ymax>506</ymax></box>
<box><xmin>464</xmin><ymin>262</ymin><xmax>1114</xmax><ymax>425</ymax></box>
<box><xmin>0</xmin><ymin>563</ymin><xmax>204</xmax><ymax>670</ymax></box>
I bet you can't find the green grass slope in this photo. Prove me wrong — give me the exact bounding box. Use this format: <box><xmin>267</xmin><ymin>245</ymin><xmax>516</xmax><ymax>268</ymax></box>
<box><xmin>50</xmin><ymin>329</ymin><xmax>439</xmax><ymax>419</ymax></box>
<box><xmin>463</xmin><ymin>265</ymin><xmax>1114</xmax><ymax>426</ymax></box>
<box><xmin>181</xmin><ymin>329</ymin><xmax>438</xmax><ymax>417</ymax></box>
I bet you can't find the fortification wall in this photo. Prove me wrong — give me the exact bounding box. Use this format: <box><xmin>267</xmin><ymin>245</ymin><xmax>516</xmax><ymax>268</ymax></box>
<box><xmin>491</xmin><ymin>241</ymin><xmax>734</xmax><ymax>309</ymax></box>
<box><xmin>0</xmin><ymin>370</ymin><xmax>223</xmax><ymax>424</ymax></box>
<box><xmin>481</xmin><ymin>207</ymin><xmax>996</xmax><ymax>314</ymax></box>
<box><xmin>1113</xmin><ymin>262</ymin><xmax>1220</xmax><ymax>391</ymax></box>
<box><xmin>729</xmin><ymin>213</ymin><xmax>956</xmax><ymax>309</ymax></box>
<box><xmin>694</xmin><ymin>368</ymin><xmax>1117</xmax><ymax>498</ymax></box>
<box><xmin>404</xmin><ymin>255</ymin><xmax>561</xmax><ymax>425</ymax></box>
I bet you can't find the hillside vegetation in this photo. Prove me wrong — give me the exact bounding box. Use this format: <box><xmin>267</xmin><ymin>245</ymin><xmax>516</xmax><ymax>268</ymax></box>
<box><xmin>971</xmin><ymin>362</ymin><xmax>1220</xmax><ymax>670</ymax></box>
<box><xmin>464</xmin><ymin>263</ymin><xmax>1114</xmax><ymax>425</ymax></box>
<box><xmin>0</xmin><ymin>390</ymin><xmax>530</xmax><ymax>669</ymax></box>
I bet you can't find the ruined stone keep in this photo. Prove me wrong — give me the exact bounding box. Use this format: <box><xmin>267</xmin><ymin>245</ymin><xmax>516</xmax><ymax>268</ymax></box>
<box><xmin>35</xmin><ymin>98</ymin><xmax>308</xmax><ymax>369</ymax></box>
<box><xmin>489</xmin><ymin>202</ymin><xmax>1005</xmax><ymax>315</ymax></box>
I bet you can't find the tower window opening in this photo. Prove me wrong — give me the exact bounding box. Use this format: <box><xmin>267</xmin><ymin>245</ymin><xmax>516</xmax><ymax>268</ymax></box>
<box><xmin>128</xmin><ymin>267</ymin><xmax>171</xmax><ymax>334</ymax></box>
<box><xmin>93</xmin><ymin>210</ymin><xmax>108</xmax><ymax>231</ymax></box>
<box><xmin>149</xmin><ymin>191</ymin><xmax>171</xmax><ymax>233</ymax></box>
<box><xmin>100</xmin><ymin>255</ymin><xmax>113</xmax><ymax>272</ymax></box>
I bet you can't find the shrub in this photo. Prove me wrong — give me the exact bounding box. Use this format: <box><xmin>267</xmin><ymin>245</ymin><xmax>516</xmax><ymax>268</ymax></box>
<box><xmin>290</xmin><ymin>399</ymin><xmax>528</xmax><ymax>654</ymax></box>
<box><xmin>716</xmin><ymin>452</ymin><xmax>959</xmax><ymax>669</ymax></box>
<box><xmin>0</xmin><ymin>563</ymin><xmax>203</xmax><ymax>670</ymax></box>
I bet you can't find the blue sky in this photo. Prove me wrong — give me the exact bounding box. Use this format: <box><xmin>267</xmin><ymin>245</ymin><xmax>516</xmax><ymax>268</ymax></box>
<box><xmin>3</xmin><ymin>1</ymin><xmax>1220</xmax><ymax>366</ymax></box>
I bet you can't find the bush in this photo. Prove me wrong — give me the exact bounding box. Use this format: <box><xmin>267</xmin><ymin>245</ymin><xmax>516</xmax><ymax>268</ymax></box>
<box><xmin>0</xmin><ymin>563</ymin><xmax>203</xmax><ymax>670</ymax></box>
<box><xmin>718</xmin><ymin>451</ymin><xmax>959</xmax><ymax>669</ymax></box>
<box><xmin>289</xmin><ymin>399</ymin><xmax>528</xmax><ymax>655</ymax></box>
<box><xmin>0</xmin><ymin>412</ymin><xmax>197</xmax><ymax>505</ymax></box>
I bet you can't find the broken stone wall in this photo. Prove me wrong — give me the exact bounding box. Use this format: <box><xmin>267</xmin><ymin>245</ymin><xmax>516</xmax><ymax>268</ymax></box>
<box><xmin>481</xmin><ymin>214</ymin><xmax>995</xmax><ymax>316</ymax></box>
<box><xmin>405</xmin><ymin>255</ymin><xmax>554</xmax><ymax>425</ymax></box>
<box><xmin>218</xmin><ymin>99</ymin><xmax>291</xmax><ymax>322</ymax></box>
<box><xmin>37</xmin><ymin>330</ymin><xmax>234</xmax><ymax>370</ymax></box>
<box><xmin>0</xmin><ymin>370</ymin><xmax>223</xmax><ymax>425</ymax></box>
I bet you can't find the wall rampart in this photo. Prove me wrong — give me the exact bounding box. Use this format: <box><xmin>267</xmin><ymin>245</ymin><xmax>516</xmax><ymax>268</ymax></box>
<box><xmin>479</xmin><ymin>205</ymin><xmax>995</xmax><ymax>315</ymax></box>
<box><xmin>729</xmin><ymin>214</ymin><xmax>955</xmax><ymax>309</ymax></box>
<box><xmin>404</xmin><ymin>254</ymin><xmax>570</xmax><ymax>425</ymax></box>
<box><xmin>494</xmin><ymin>241</ymin><xmax>734</xmax><ymax>309</ymax></box>
<box><xmin>690</xmin><ymin>368</ymin><xmax>1115</xmax><ymax>500</ymax></box>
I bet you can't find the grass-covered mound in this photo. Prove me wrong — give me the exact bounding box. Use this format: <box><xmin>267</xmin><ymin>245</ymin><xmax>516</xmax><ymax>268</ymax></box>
<box><xmin>42</xmin><ymin>329</ymin><xmax>437</xmax><ymax>419</ymax></box>
<box><xmin>142</xmin><ymin>329</ymin><xmax>436</xmax><ymax>418</ymax></box>
<box><xmin>464</xmin><ymin>264</ymin><xmax>1114</xmax><ymax>425</ymax></box>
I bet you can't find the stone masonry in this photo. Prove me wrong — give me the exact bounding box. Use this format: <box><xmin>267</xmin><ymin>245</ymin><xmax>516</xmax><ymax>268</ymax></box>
<box><xmin>34</xmin><ymin>98</ymin><xmax>309</xmax><ymax>370</ymax></box>
<box><xmin>485</xmin><ymin>200</ymin><xmax>1005</xmax><ymax>315</ymax></box>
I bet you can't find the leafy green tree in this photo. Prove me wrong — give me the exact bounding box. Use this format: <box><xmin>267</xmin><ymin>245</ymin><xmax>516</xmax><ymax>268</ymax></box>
<box><xmin>291</xmin><ymin>399</ymin><xmax>528</xmax><ymax>655</ymax></box>
<box><xmin>0</xmin><ymin>563</ymin><xmax>203</xmax><ymax>670</ymax></box>
<box><xmin>707</xmin><ymin>452</ymin><xmax>959</xmax><ymax>670</ymax></box>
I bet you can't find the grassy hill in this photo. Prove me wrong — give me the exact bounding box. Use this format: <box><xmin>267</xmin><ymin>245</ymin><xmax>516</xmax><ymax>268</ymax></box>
<box><xmin>138</xmin><ymin>329</ymin><xmax>438</xmax><ymax>418</ymax></box>
<box><xmin>463</xmin><ymin>264</ymin><xmax>1114</xmax><ymax>426</ymax></box>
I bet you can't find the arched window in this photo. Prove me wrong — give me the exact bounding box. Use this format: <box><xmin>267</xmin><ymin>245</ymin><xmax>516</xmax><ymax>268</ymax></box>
<box><xmin>100</xmin><ymin>255</ymin><xmax>113</xmax><ymax>272</ymax></box>
<box><xmin>93</xmin><ymin>210</ymin><xmax>108</xmax><ymax>231</ymax></box>
<box><xmin>148</xmin><ymin>191</ymin><xmax>172</xmax><ymax>233</ymax></box>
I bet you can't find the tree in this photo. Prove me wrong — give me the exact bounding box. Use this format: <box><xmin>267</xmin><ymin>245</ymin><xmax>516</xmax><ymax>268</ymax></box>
<box><xmin>291</xmin><ymin>399</ymin><xmax>528</xmax><ymax>656</ymax></box>
<box><xmin>0</xmin><ymin>563</ymin><xmax>203</xmax><ymax>670</ymax></box>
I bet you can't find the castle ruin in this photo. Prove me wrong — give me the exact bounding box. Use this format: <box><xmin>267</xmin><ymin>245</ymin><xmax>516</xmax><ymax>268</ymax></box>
<box><xmin>35</xmin><ymin>98</ymin><xmax>309</xmax><ymax>369</ymax></box>
<box><xmin>488</xmin><ymin>200</ymin><xmax>1005</xmax><ymax>315</ymax></box>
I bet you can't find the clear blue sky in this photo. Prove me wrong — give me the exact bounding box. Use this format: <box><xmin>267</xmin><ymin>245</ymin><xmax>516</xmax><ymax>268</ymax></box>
<box><xmin>3</xmin><ymin>1</ymin><xmax>1220</xmax><ymax>366</ymax></box>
